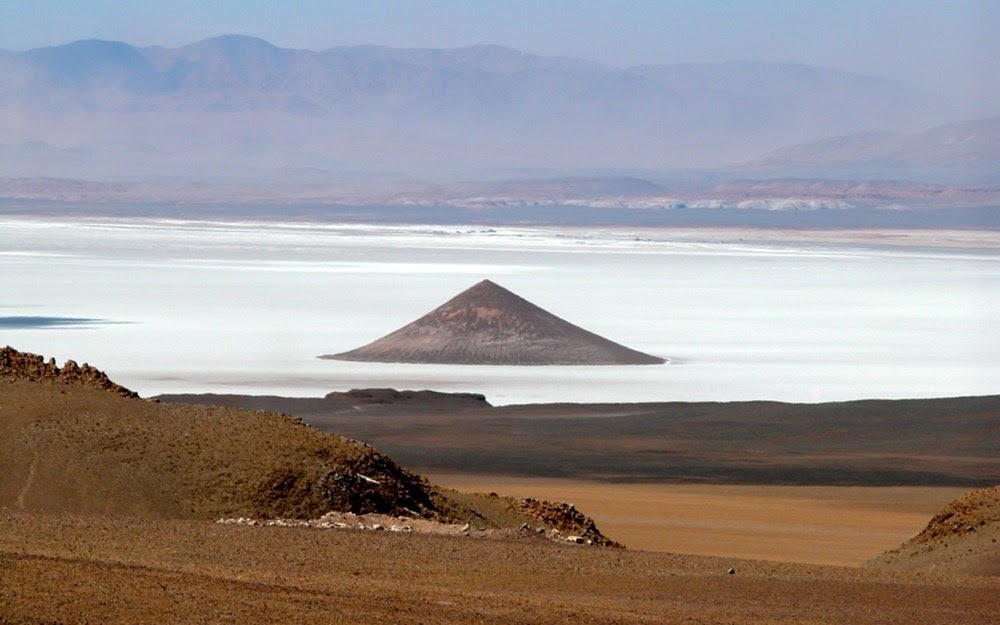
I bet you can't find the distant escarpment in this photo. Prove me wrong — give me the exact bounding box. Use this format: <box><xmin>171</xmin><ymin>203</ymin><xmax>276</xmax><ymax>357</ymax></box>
<box><xmin>324</xmin><ymin>388</ymin><xmax>490</xmax><ymax>406</ymax></box>
<box><xmin>325</xmin><ymin>279</ymin><xmax>665</xmax><ymax>366</ymax></box>
<box><xmin>0</xmin><ymin>346</ymin><xmax>137</xmax><ymax>398</ymax></box>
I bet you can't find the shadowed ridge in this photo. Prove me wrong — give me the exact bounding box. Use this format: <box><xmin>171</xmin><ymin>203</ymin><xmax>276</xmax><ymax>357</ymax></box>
<box><xmin>324</xmin><ymin>279</ymin><xmax>666</xmax><ymax>365</ymax></box>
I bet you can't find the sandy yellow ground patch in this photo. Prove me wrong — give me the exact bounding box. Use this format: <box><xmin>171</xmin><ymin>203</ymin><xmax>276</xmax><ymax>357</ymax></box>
<box><xmin>430</xmin><ymin>474</ymin><xmax>967</xmax><ymax>566</ymax></box>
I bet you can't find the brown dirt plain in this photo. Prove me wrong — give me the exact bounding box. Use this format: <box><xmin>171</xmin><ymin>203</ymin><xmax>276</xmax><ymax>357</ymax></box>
<box><xmin>427</xmin><ymin>475</ymin><xmax>967</xmax><ymax>566</ymax></box>
<box><xmin>4</xmin><ymin>349</ymin><xmax>999</xmax><ymax>623</ymax></box>
<box><xmin>3</xmin><ymin>510</ymin><xmax>999</xmax><ymax>625</ymax></box>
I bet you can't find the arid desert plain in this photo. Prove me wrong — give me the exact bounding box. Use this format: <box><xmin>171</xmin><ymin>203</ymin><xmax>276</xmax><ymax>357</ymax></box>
<box><xmin>1</xmin><ymin>352</ymin><xmax>998</xmax><ymax>624</ymax></box>
<box><xmin>4</xmin><ymin>7</ymin><xmax>1000</xmax><ymax>620</ymax></box>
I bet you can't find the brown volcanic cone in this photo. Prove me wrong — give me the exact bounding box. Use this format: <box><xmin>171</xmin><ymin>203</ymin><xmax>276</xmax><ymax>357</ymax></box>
<box><xmin>325</xmin><ymin>279</ymin><xmax>665</xmax><ymax>365</ymax></box>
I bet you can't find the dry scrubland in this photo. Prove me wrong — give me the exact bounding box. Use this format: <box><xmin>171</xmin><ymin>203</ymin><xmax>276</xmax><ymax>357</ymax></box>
<box><xmin>2</xmin><ymin>347</ymin><xmax>999</xmax><ymax>623</ymax></box>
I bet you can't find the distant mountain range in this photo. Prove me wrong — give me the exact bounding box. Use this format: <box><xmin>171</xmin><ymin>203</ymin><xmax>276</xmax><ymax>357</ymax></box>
<box><xmin>3</xmin><ymin>35</ymin><xmax>986</xmax><ymax>183</ymax></box>
<box><xmin>749</xmin><ymin>117</ymin><xmax>1000</xmax><ymax>184</ymax></box>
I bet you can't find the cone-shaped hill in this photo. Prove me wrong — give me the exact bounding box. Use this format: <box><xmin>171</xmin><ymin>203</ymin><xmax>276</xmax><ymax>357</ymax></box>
<box><xmin>324</xmin><ymin>279</ymin><xmax>666</xmax><ymax>365</ymax></box>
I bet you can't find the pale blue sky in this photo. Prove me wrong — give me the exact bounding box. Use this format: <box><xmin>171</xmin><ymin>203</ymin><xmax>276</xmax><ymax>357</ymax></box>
<box><xmin>1</xmin><ymin>0</ymin><xmax>997</xmax><ymax>95</ymax></box>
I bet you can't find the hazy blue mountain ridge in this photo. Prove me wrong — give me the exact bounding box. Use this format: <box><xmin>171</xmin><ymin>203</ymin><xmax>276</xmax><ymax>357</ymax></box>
<box><xmin>753</xmin><ymin>117</ymin><xmax>1000</xmax><ymax>184</ymax></box>
<box><xmin>0</xmin><ymin>35</ymin><xmax>986</xmax><ymax>181</ymax></box>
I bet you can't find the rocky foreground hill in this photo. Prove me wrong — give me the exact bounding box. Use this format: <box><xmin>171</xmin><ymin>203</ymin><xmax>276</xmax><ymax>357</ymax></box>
<box><xmin>869</xmin><ymin>486</ymin><xmax>1000</xmax><ymax>576</ymax></box>
<box><xmin>1</xmin><ymin>348</ymin><xmax>998</xmax><ymax>623</ymax></box>
<box><xmin>0</xmin><ymin>347</ymin><xmax>615</xmax><ymax>545</ymax></box>
<box><xmin>0</xmin><ymin>346</ymin><xmax>137</xmax><ymax>398</ymax></box>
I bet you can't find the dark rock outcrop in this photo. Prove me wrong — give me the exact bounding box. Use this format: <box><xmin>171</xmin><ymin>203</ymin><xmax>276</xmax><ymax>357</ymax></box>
<box><xmin>509</xmin><ymin>497</ymin><xmax>622</xmax><ymax>547</ymax></box>
<box><xmin>324</xmin><ymin>279</ymin><xmax>665</xmax><ymax>366</ymax></box>
<box><xmin>0</xmin><ymin>346</ymin><xmax>138</xmax><ymax>398</ymax></box>
<box><xmin>898</xmin><ymin>486</ymin><xmax>999</xmax><ymax>546</ymax></box>
<box><xmin>324</xmin><ymin>388</ymin><xmax>490</xmax><ymax>406</ymax></box>
<box><xmin>247</xmin><ymin>448</ymin><xmax>444</xmax><ymax>520</ymax></box>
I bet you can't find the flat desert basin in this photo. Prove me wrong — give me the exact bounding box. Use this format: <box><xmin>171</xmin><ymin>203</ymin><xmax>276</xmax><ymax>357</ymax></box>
<box><xmin>429</xmin><ymin>475</ymin><xmax>967</xmax><ymax>566</ymax></box>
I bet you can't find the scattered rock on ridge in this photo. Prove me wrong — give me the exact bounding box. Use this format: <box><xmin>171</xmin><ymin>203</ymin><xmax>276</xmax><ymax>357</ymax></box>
<box><xmin>507</xmin><ymin>496</ymin><xmax>622</xmax><ymax>548</ymax></box>
<box><xmin>214</xmin><ymin>509</ymin><xmax>614</xmax><ymax>547</ymax></box>
<box><xmin>869</xmin><ymin>486</ymin><xmax>1000</xmax><ymax>576</ymax></box>
<box><xmin>906</xmin><ymin>486</ymin><xmax>1000</xmax><ymax>546</ymax></box>
<box><xmin>0</xmin><ymin>346</ymin><xmax>137</xmax><ymax>398</ymax></box>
